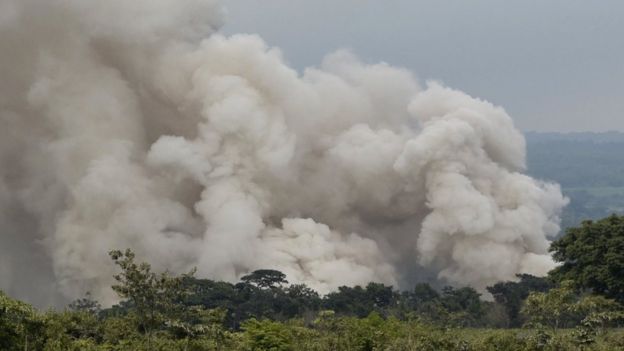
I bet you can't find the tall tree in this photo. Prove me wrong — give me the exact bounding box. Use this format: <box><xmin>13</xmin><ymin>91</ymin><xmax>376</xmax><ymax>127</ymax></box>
<box><xmin>240</xmin><ymin>269</ymin><xmax>288</xmax><ymax>289</ymax></box>
<box><xmin>412</xmin><ymin>283</ymin><xmax>440</xmax><ymax>305</ymax></box>
<box><xmin>0</xmin><ymin>291</ymin><xmax>46</xmax><ymax>351</ymax></box>
<box><xmin>521</xmin><ymin>281</ymin><xmax>578</xmax><ymax>331</ymax></box>
<box><xmin>549</xmin><ymin>214</ymin><xmax>624</xmax><ymax>303</ymax></box>
<box><xmin>109</xmin><ymin>249</ymin><xmax>195</xmax><ymax>348</ymax></box>
<box><xmin>487</xmin><ymin>274</ymin><xmax>553</xmax><ymax>327</ymax></box>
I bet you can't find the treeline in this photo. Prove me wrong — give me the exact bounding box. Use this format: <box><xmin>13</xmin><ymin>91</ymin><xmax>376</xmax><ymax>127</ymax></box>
<box><xmin>2</xmin><ymin>215</ymin><xmax>624</xmax><ymax>350</ymax></box>
<box><xmin>144</xmin><ymin>272</ymin><xmax>551</xmax><ymax>329</ymax></box>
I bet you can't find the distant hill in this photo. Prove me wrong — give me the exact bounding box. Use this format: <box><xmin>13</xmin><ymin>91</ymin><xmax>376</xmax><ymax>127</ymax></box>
<box><xmin>525</xmin><ymin>131</ymin><xmax>624</xmax><ymax>144</ymax></box>
<box><xmin>524</xmin><ymin>132</ymin><xmax>624</xmax><ymax>231</ymax></box>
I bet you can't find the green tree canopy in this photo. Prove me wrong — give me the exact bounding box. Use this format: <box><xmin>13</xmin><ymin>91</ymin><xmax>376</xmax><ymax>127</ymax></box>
<box><xmin>240</xmin><ymin>269</ymin><xmax>288</xmax><ymax>289</ymax></box>
<box><xmin>487</xmin><ymin>274</ymin><xmax>553</xmax><ymax>327</ymax></box>
<box><xmin>108</xmin><ymin>249</ymin><xmax>196</xmax><ymax>346</ymax></box>
<box><xmin>0</xmin><ymin>290</ymin><xmax>45</xmax><ymax>351</ymax></box>
<box><xmin>549</xmin><ymin>214</ymin><xmax>624</xmax><ymax>303</ymax></box>
<box><xmin>522</xmin><ymin>280</ymin><xmax>622</xmax><ymax>332</ymax></box>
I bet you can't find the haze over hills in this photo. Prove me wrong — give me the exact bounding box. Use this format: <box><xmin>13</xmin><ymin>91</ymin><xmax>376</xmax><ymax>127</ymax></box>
<box><xmin>526</xmin><ymin>131</ymin><xmax>624</xmax><ymax>144</ymax></box>
<box><xmin>525</xmin><ymin>131</ymin><xmax>624</xmax><ymax>231</ymax></box>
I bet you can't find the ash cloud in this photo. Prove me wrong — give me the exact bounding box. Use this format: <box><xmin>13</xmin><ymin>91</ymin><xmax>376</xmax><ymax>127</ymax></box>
<box><xmin>0</xmin><ymin>0</ymin><xmax>567</xmax><ymax>306</ymax></box>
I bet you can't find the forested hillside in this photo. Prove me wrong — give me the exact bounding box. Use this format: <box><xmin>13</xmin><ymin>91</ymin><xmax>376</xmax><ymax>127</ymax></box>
<box><xmin>526</xmin><ymin>132</ymin><xmax>624</xmax><ymax>230</ymax></box>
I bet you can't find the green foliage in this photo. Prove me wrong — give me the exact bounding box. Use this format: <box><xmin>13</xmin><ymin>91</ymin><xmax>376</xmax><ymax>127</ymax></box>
<box><xmin>3</xmin><ymin>231</ymin><xmax>624</xmax><ymax>350</ymax></box>
<box><xmin>240</xmin><ymin>270</ymin><xmax>288</xmax><ymax>290</ymax></box>
<box><xmin>439</xmin><ymin>286</ymin><xmax>486</xmax><ymax>326</ymax></box>
<box><xmin>2</xmin><ymin>288</ymin><xmax>624</xmax><ymax>350</ymax></box>
<box><xmin>242</xmin><ymin>319</ymin><xmax>293</xmax><ymax>351</ymax></box>
<box><xmin>572</xmin><ymin>302</ymin><xmax>624</xmax><ymax>347</ymax></box>
<box><xmin>42</xmin><ymin>310</ymin><xmax>103</xmax><ymax>350</ymax></box>
<box><xmin>109</xmin><ymin>249</ymin><xmax>196</xmax><ymax>339</ymax></box>
<box><xmin>549</xmin><ymin>214</ymin><xmax>624</xmax><ymax>303</ymax></box>
<box><xmin>68</xmin><ymin>292</ymin><xmax>101</xmax><ymax>314</ymax></box>
<box><xmin>323</xmin><ymin>283</ymin><xmax>397</xmax><ymax>318</ymax></box>
<box><xmin>412</xmin><ymin>282</ymin><xmax>440</xmax><ymax>304</ymax></box>
<box><xmin>521</xmin><ymin>281</ymin><xmax>622</xmax><ymax>334</ymax></box>
<box><xmin>487</xmin><ymin>274</ymin><xmax>553</xmax><ymax>327</ymax></box>
<box><xmin>0</xmin><ymin>290</ymin><xmax>46</xmax><ymax>351</ymax></box>
<box><xmin>522</xmin><ymin>281</ymin><xmax>581</xmax><ymax>330</ymax></box>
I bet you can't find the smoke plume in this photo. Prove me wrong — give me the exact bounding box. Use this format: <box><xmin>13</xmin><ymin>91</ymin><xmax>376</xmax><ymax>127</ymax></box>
<box><xmin>0</xmin><ymin>0</ymin><xmax>567</xmax><ymax>306</ymax></box>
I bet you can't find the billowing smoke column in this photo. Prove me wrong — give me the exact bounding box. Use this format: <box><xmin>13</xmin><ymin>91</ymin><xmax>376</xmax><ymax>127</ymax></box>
<box><xmin>0</xmin><ymin>0</ymin><xmax>567</xmax><ymax>306</ymax></box>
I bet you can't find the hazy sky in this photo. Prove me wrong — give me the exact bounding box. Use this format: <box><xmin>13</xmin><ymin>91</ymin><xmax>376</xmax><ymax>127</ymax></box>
<box><xmin>223</xmin><ymin>0</ymin><xmax>624</xmax><ymax>132</ymax></box>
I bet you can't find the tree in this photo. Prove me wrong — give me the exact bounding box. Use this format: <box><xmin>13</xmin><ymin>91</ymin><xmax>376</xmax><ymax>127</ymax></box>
<box><xmin>284</xmin><ymin>284</ymin><xmax>321</xmax><ymax>318</ymax></box>
<box><xmin>68</xmin><ymin>291</ymin><xmax>101</xmax><ymax>314</ymax></box>
<box><xmin>487</xmin><ymin>274</ymin><xmax>553</xmax><ymax>327</ymax></box>
<box><xmin>240</xmin><ymin>269</ymin><xmax>288</xmax><ymax>289</ymax></box>
<box><xmin>549</xmin><ymin>214</ymin><xmax>624</xmax><ymax>303</ymax></box>
<box><xmin>364</xmin><ymin>283</ymin><xmax>396</xmax><ymax>310</ymax></box>
<box><xmin>242</xmin><ymin>319</ymin><xmax>293</xmax><ymax>351</ymax></box>
<box><xmin>411</xmin><ymin>283</ymin><xmax>439</xmax><ymax>305</ymax></box>
<box><xmin>323</xmin><ymin>286</ymin><xmax>372</xmax><ymax>317</ymax></box>
<box><xmin>109</xmin><ymin>249</ymin><xmax>195</xmax><ymax>349</ymax></box>
<box><xmin>0</xmin><ymin>291</ymin><xmax>46</xmax><ymax>351</ymax></box>
<box><xmin>522</xmin><ymin>281</ymin><xmax>622</xmax><ymax>333</ymax></box>
<box><xmin>43</xmin><ymin>309</ymin><xmax>103</xmax><ymax>349</ymax></box>
<box><xmin>521</xmin><ymin>281</ymin><xmax>579</xmax><ymax>331</ymax></box>
<box><xmin>439</xmin><ymin>286</ymin><xmax>486</xmax><ymax>327</ymax></box>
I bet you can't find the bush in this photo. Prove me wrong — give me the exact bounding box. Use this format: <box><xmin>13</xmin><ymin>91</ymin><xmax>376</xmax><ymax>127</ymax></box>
<box><xmin>242</xmin><ymin>319</ymin><xmax>293</xmax><ymax>351</ymax></box>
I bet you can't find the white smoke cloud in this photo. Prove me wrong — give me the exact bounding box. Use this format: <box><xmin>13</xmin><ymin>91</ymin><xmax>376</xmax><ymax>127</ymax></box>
<box><xmin>0</xmin><ymin>0</ymin><xmax>567</xmax><ymax>306</ymax></box>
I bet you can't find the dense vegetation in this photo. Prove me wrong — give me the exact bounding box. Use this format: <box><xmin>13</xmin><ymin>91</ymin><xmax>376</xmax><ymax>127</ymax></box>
<box><xmin>3</xmin><ymin>214</ymin><xmax>624</xmax><ymax>350</ymax></box>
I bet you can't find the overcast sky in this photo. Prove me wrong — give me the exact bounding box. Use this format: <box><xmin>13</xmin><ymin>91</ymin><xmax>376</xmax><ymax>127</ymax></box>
<box><xmin>223</xmin><ymin>0</ymin><xmax>623</xmax><ymax>132</ymax></box>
